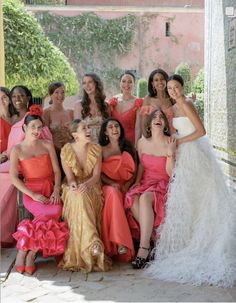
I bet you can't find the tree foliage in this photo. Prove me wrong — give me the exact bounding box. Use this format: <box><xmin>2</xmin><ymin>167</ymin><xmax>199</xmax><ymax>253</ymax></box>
<box><xmin>175</xmin><ymin>62</ymin><xmax>192</xmax><ymax>94</ymax></box>
<box><xmin>192</xmin><ymin>68</ymin><xmax>204</xmax><ymax>121</ymax></box>
<box><xmin>3</xmin><ymin>0</ymin><xmax>79</xmax><ymax>97</ymax></box>
<box><xmin>137</xmin><ymin>78</ymin><xmax>148</xmax><ymax>98</ymax></box>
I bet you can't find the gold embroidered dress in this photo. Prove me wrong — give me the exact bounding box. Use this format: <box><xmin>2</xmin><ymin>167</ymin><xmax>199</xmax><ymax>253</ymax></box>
<box><xmin>59</xmin><ymin>143</ymin><xmax>112</xmax><ymax>273</ymax></box>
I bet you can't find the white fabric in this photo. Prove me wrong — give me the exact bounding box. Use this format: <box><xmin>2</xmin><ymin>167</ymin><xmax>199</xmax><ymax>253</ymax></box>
<box><xmin>147</xmin><ymin>117</ymin><xmax>236</xmax><ymax>287</ymax></box>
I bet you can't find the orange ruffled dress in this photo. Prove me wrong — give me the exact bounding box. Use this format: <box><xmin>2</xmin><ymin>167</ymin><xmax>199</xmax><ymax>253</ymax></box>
<box><xmin>12</xmin><ymin>154</ymin><xmax>69</xmax><ymax>257</ymax></box>
<box><xmin>124</xmin><ymin>154</ymin><xmax>170</xmax><ymax>240</ymax></box>
<box><xmin>109</xmin><ymin>97</ymin><xmax>143</xmax><ymax>144</ymax></box>
<box><xmin>101</xmin><ymin>151</ymin><xmax>135</xmax><ymax>262</ymax></box>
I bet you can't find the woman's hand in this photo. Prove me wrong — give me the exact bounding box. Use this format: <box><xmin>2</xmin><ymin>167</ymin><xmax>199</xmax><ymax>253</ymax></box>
<box><xmin>31</xmin><ymin>193</ymin><xmax>49</xmax><ymax>204</ymax></box>
<box><xmin>77</xmin><ymin>182</ymin><xmax>89</xmax><ymax>193</ymax></box>
<box><xmin>49</xmin><ymin>188</ymin><xmax>61</xmax><ymax>204</ymax></box>
<box><xmin>0</xmin><ymin>152</ymin><xmax>8</xmax><ymax>163</ymax></box>
<box><xmin>69</xmin><ymin>181</ymin><xmax>77</xmax><ymax>191</ymax></box>
<box><xmin>167</xmin><ymin>137</ymin><xmax>177</xmax><ymax>156</ymax></box>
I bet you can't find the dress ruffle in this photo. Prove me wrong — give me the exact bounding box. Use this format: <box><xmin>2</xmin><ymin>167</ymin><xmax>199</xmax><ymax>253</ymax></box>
<box><xmin>13</xmin><ymin>219</ymin><xmax>69</xmax><ymax>257</ymax></box>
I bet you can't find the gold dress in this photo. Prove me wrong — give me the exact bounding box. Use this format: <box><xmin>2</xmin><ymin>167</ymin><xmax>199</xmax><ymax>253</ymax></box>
<box><xmin>59</xmin><ymin>143</ymin><xmax>112</xmax><ymax>273</ymax></box>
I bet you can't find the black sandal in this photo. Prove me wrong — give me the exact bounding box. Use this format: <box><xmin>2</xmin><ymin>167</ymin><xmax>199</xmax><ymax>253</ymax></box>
<box><xmin>132</xmin><ymin>246</ymin><xmax>150</xmax><ymax>269</ymax></box>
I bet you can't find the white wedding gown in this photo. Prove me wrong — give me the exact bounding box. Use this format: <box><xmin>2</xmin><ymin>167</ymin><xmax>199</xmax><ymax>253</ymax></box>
<box><xmin>147</xmin><ymin>117</ymin><xmax>236</xmax><ymax>287</ymax></box>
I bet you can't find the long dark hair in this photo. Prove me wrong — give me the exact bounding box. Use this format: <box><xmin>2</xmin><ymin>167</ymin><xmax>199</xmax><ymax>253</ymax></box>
<box><xmin>0</xmin><ymin>86</ymin><xmax>17</xmax><ymax>117</ymax></box>
<box><xmin>167</xmin><ymin>74</ymin><xmax>184</xmax><ymax>86</ymax></box>
<box><xmin>99</xmin><ymin>117</ymin><xmax>136</xmax><ymax>161</ymax></box>
<box><xmin>144</xmin><ymin>108</ymin><xmax>171</xmax><ymax>138</ymax></box>
<box><xmin>119</xmin><ymin>70</ymin><xmax>136</xmax><ymax>82</ymax></box>
<box><xmin>147</xmin><ymin>68</ymin><xmax>169</xmax><ymax>97</ymax></box>
<box><xmin>10</xmin><ymin>85</ymin><xmax>33</xmax><ymax>115</ymax></box>
<box><xmin>81</xmin><ymin>73</ymin><xmax>109</xmax><ymax>119</ymax></box>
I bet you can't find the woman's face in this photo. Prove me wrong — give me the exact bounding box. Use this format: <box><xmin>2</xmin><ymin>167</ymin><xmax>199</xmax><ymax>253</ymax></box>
<box><xmin>0</xmin><ymin>91</ymin><xmax>10</xmax><ymax>110</ymax></box>
<box><xmin>24</xmin><ymin>119</ymin><xmax>43</xmax><ymax>140</ymax></box>
<box><xmin>105</xmin><ymin>120</ymin><xmax>121</xmax><ymax>141</ymax></box>
<box><xmin>50</xmin><ymin>86</ymin><xmax>65</xmax><ymax>105</ymax></box>
<box><xmin>11</xmin><ymin>88</ymin><xmax>29</xmax><ymax>111</ymax></box>
<box><xmin>167</xmin><ymin>80</ymin><xmax>183</xmax><ymax>100</ymax></box>
<box><xmin>152</xmin><ymin>73</ymin><xmax>167</xmax><ymax>93</ymax></box>
<box><xmin>82</xmin><ymin>76</ymin><xmax>96</xmax><ymax>96</ymax></box>
<box><xmin>150</xmin><ymin>110</ymin><xmax>165</xmax><ymax>133</ymax></box>
<box><xmin>120</xmin><ymin>74</ymin><xmax>134</xmax><ymax>95</ymax></box>
<box><xmin>75</xmin><ymin>121</ymin><xmax>91</xmax><ymax>142</ymax></box>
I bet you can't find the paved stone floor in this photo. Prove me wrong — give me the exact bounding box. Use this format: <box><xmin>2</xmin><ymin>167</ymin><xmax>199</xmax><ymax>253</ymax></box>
<box><xmin>1</xmin><ymin>248</ymin><xmax>236</xmax><ymax>303</ymax></box>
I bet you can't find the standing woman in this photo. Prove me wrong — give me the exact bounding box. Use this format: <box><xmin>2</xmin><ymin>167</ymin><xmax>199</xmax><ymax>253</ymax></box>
<box><xmin>99</xmin><ymin>118</ymin><xmax>136</xmax><ymax>262</ymax></box>
<box><xmin>108</xmin><ymin>71</ymin><xmax>143</xmax><ymax>145</ymax></box>
<box><xmin>147</xmin><ymin>75</ymin><xmax>236</xmax><ymax>287</ymax></box>
<box><xmin>74</xmin><ymin>73</ymin><xmax>110</xmax><ymax>143</ymax></box>
<box><xmin>59</xmin><ymin>119</ymin><xmax>112</xmax><ymax>273</ymax></box>
<box><xmin>10</xmin><ymin>105</ymin><xmax>68</xmax><ymax>275</ymax></box>
<box><xmin>43</xmin><ymin>82</ymin><xmax>74</xmax><ymax>151</ymax></box>
<box><xmin>124</xmin><ymin>109</ymin><xmax>176</xmax><ymax>269</ymax></box>
<box><xmin>140</xmin><ymin>69</ymin><xmax>174</xmax><ymax>134</ymax></box>
<box><xmin>0</xmin><ymin>87</ymin><xmax>17</xmax><ymax>158</ymax></box>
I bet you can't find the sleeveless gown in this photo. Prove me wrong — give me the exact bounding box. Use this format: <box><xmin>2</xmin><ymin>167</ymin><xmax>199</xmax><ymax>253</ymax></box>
<box><xmin>101</xmin><ymin>151</ymin><xmax>135</xmax><ymax>262</ymax></box>
<box><xmin>147</xmin><ymin>117</ymin><xmax>236</xmax><ymax>287</ymax></box>
<box><xmin>0</xmin><ymin>118</ymin><xmax>11</xmax><ymax>153</ymax></box>
<box><xmin>124</xmin><ymin>154</ymin><xmax>170</xmax><ymax>240</ymax></box>
<box><xmin>12</xmin><ymin>154</ymin><xmax>69</xmax><ymax>257</ymax></box>
<box><xmin>109</xmin><ymin>97</ymin><xmax>143</xmax><ymax>144</ymax></box>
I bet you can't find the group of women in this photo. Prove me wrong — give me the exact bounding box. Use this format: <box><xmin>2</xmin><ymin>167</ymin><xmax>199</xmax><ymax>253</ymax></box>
<box><xmin>1</xmin><ymin>68</ymin><xmax>236</xmax><ymax>288</ymax></box>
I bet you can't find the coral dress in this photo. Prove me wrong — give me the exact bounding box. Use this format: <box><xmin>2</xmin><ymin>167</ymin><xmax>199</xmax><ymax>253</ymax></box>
<box><xmin>109</xmin><ymin>97</ymin><xmax>143</xmax><ymax>144</ymax></box>
<box><xmin>0</xmin><ymin>118</ymin><xmax>11</xmax><ymax>153</ymax></box>
<box><xmin>59</xmin><ymin>143</ymin><xmax>112</xmax><ymax>273</ymax></box>
<box><xmin>140</xmin><ymin>105</ymin><xmax>175</xmax><ymax>134</ymax></box>
<box><xmin>0</xmin><ymin>118</ymin><xmax>52</xmax><ymax>247</ymax></box>
<box><xmin>12</xmin><ymin>154</ymin><xmax>68</xmax><ymax>257</ymax></box>
<box><xmin>101</xmin><ymin>151</ymin><xmax>135</xmax><ymax>262</ymax></box>
<box><xmin>124</xmin><ymin>154</ymin><xmax>169</xmax><ymax>240</ymax></box>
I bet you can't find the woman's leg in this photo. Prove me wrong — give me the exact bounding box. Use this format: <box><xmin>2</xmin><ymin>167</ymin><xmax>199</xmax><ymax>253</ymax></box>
<box><xmin>130</xmin><ymin>195</ymin><xmax>140</xmax><ymax>223</ymax></box>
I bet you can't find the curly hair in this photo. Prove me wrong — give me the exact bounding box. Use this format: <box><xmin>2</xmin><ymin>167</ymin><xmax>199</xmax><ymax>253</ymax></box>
<box><xmin>81</xmin><ymin>73</ymin><xmax>109</xmax><ymax>119</ymax></box>
<box><xmin>144</xmin><ymin>108</ymin><xmax>171</xmax><ymax>138</ymax></box>
<box><xmin>99</xmin><ymin>117</ymin><xmax>136</xmax><ymax>161</ymax></box>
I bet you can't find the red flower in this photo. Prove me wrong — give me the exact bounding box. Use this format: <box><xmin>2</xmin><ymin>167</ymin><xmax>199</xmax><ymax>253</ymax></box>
<box><xmin>28</xmin><ymin>104</ymin><xmax>43</xmax><ymax>117</ymax></box>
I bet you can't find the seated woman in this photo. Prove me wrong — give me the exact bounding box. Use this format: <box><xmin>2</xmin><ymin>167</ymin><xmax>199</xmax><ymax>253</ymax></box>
<box><xmin>10</xmin><ymin>105</ymin><xmax>68</xmax><ymax>275</ymax></box>
<box><xmin>58</xmin><ymin>119</ymin><xmax>112</xmax><ymax>273</ymax></box>
<box><xmin>99</xmin><ymin>118</ymin><xmax>136</xmax><ymax>262</ymax></box>
<box><xmin>124</xmin><ymin>109</ymin><xmax>176</xmax><ymax>269</ymax></box>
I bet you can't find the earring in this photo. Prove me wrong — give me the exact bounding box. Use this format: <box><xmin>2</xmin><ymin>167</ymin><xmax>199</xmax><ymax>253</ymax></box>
<box><xmin>146</xmin><ymin>127</ymin><xmax>151</xmax><ymax>134</ymax></box>
<box><xmin>105</xmin><ymin>135</ymin><xmax>109</xmax><ymax>142</ymax></box>
<box><xmin>164</xmin><ymin>127</ymin><xmax>169</xmax><ymax>133</ymax></box>
<box><xmin>152</xmin><ymin>87</ymin><xmax>156</xmax><ymax>93</ymax></box>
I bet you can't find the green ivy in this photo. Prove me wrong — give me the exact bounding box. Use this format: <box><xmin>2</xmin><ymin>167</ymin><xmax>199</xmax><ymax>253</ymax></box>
<box><xmin>35</xmin><ymin>12</ymin><xmax>137</xmax><ymax>92</ymax></box>
<box><xmin>3</xmin><ymin>0</ymin><xmax>79</xmax><ymax>97</ymax></box>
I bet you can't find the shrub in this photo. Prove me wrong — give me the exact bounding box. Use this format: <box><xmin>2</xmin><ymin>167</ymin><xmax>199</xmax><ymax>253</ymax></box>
<box><xmin>175</xmin><ymin>62</ymin><xmax>192</xmax><ymax>94</ymax></box>
<box><xmin>192</xmin><ymin>68</ymin><xmax>204</xmax><ymax>121</ymax></box>
<box><xmin>137</xmin><ymin>78</ymin><xmax>148</xmax><ymax>98</ymax></box>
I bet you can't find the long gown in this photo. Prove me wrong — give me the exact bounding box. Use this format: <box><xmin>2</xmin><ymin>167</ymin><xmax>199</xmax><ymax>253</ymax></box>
<box><xmin>59</xmin><ymin>143</ymin><xmax>112</xmax><ymax>273</ymax></box>
<box><xmin>0</xmin><ymin>118</ymin><xmax>52</xmax><ymax>247</ymax></box>
<box><xmin>108</xmin><ymin>97</ymin><xmax>143</xmax><ymax>144</ymax></box>
<box><xmin>0</xmin><ymin>117</ymin><xmax>11</xmax><ymax>153</ymax></box>
<box><xmin>101</xmin><ymin>151</ymin><xmax>135</xmax><ymax>262</ymax></box>
<box><xmin>147</xmin><ymin>117</ymin><xmax>236</xmax><ymax>287</ymax></box>
<box><xmin>12</xmin><ymin>154</ymin><xmax>69</xmax><ymax>257</ymax></box>
<box><xmin>124</xmin><ymin>154</ymin><xmax>170</xmax><ymax>241</ymax></box>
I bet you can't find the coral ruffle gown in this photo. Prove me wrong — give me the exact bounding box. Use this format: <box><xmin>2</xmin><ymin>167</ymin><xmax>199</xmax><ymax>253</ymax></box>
<box><xmin>108</xmin><ymin>97</ymin><xmax>143</xmax><ymax>144</ymax></box>
<box><xmin>0</xmin><ymin>118</ymin><xmax>52</xmax><ymax>247</ymax></box>
<box><xmin>101</xmin><ymin>151</ymin><xmax>135</xmax><ymax>262</ymax></box>
<box><xmin>124</xmin><ymin>154</ymin><xmax>169</xmax><ymax>240</ymax></box>
<box><xmin>59</xmin><ymin>143</ymin><xmax>112</xmax><ymax>273</ymax></box>
<box><xmin>12</xmin><ymin>154</ymin><xmax>68</xmax><ymax>257</ymax></box>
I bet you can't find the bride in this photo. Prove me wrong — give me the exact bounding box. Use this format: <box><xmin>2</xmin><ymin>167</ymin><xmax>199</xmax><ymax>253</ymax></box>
<box><xmin>147</xmin><ymin>74</ymin><xmax>236</xmax><ymax>287</ymax></box>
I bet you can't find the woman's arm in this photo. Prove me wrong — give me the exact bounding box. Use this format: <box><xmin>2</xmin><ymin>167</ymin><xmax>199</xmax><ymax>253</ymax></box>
<box><xmin>135</xmin><ymin>110</ymin><xmax>142</xmax><ymax>146</ymax></box>
<box><xmin>10</xmin><ymin>146</ymin><xmax>48</xmax><ymax>203</ymax></box>
<box><xmin>165</xmin><ymin>137</ymin><xmax>177</xmax><ymax>177</ymax></box>
<box><xmin>42</xmin><ymin>108</ymin><xmax>51</xmax><ymax>127</ymax></box>
<box><xmin>84</xmin><ymin>152</ymin><xmax>102</xmax><ymax>188</ymax></box>
<box><xmin>178</xmin><ymin>100</ymin><xmax>206</xmax><ymax>145</ymax></box>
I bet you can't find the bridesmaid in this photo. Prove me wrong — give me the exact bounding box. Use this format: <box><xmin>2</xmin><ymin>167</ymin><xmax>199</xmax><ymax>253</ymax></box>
<box><xmin>108</xmin><ymin>71</ymin><xmax>143</xmax><ymax>145</ymax></box>
<box><xmin>10</xmin><ymin>105</ymin><xmax>68</xmax><ymax>275</ymax></box>
<box><xmin>59</xmin><ymin>119</ymin><xmax>112</xmax><ymax>273</ymax></box>
<box><xmin>99</xmin><ymin>118</ymin><xmax>136</xmax><ymax>262</ymax></box>
<box><xmin>43</xmin><ymin>81</ymin><xmax>73</xmax><ymax>151</ymax></box>
<box><xmin>124</xmin><ymin>109</ymin><xmax>176</xmax><ymax>269</ymax></box>
<box><xmin>74</xmin><ymin>73</ymin><xmax>110</xmax><ymax>143</ymax></box>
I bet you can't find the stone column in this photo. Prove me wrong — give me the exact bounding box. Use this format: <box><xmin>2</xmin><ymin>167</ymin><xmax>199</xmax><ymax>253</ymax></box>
<box><xmin>0</xmin><ymin>0</ymin><xmax>5</xmax><ymax>86</ymax></box>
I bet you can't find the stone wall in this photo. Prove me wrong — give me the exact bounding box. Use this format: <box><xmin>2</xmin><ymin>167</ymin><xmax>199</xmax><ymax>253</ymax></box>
<box><xmin>205</xmin><ymin>0</ymin><xmax>236</xmax><ymax>186</ymax></box>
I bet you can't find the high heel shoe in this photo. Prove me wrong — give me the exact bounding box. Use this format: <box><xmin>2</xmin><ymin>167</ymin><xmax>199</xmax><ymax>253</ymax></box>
<box><xmin>132</xmin><ymin>246</ymin><xmax>150</xmax><ymax>269</ymax></box>
<box><xmin>90</xmin><ymin>243</ymin><xmax>102</xmax><ymax>257</ymax></box>
<box><xmin>118</xmin><ymin>245</ymin><xmax>128</xmax><ymax>255</ymax></box>
<box><xmin>24</xmin><ymin>265</ymin><xmax>36</xmax><ymax>275</ymax></box>
<box><xmin>15</xmin><ymin>265</ymin><xmax>25</xmax><ymax>274</ymax></box>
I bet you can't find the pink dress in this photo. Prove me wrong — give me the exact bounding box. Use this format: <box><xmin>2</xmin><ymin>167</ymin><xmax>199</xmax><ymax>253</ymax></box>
<box><xmin>0</xmin><ymin>118</ymin><xmax>52</xmax><ymax>247</ymax></box>
<box><xmin>0</xmin><ymin>118</ymin><xmax>11</xmax><ymax>153</ymax></box>
<box><xmin>140</xmin><ymin>105</ymin><xmax>175</xmax><ymax>134</ymax></box>
<box><xmin>13</xmin><ymin>154</ymin><xmax>68</xmax><ymax>257</ymax></box>
<box><xmin>124</xmin><ymin>154</ymin><xmax>169</xmax><ymax>240</ymax></box>
<box><xmin>101</xmin><ymin>152</ymin><xmax>135</xmax><ymax>262</ymax></box>
<box><xmin>108</xmin><ymin>97</ymin><xmax>143</xmax><ymax>144</ymax></box>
